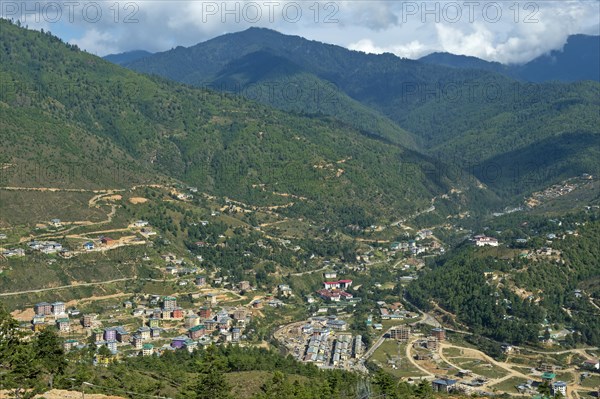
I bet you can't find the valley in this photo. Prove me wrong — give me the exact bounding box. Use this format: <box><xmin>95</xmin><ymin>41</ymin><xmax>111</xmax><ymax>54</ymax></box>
<box><xmin>0</xmin><ymin>17</ymin><xmax>598</xmax><ymax>399</ymax></box>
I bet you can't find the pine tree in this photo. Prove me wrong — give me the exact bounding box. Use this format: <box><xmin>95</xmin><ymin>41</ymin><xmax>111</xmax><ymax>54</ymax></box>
<box><xmin>193</xmin><ymin>345</ymin><xmax>232</xmax><ymax>399</ymax></box>
<box><xmin>33</xmin><ymin>329</ymin><xmax>67</xmax><ymax>389</ymax></box>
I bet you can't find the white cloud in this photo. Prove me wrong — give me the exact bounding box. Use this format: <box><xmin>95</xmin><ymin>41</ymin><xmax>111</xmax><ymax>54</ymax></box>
<box><xmin>2</xmin><ymin>0</ymin><xmax>598</xmax><ymax>62</ymax></box>
<box><xmin>349</xmin><ymin>38</ymin><xmax>428</xmax><ymax>59</ymax></box>
<box><xmin>70</xmin><ymin>29</ymin><xmax>118</xmax><ymax>56</ymax></box>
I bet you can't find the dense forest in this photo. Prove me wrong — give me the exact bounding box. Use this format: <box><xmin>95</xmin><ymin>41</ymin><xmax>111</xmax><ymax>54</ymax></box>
<box><xmin>407</xmin><ymin>210</ymin><xmax>600</xmax><ymax>347</ymax></box>
<box><xmin>121</xmin><ymin>27</ymin><xmax>600</xmax><ymax>201</ymax></box>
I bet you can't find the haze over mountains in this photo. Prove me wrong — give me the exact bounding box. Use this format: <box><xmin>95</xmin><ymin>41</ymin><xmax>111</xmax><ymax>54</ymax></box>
<box><xmin>108</xmin><ymin>27</ymin><xmax>600</xmax><ymax>201</ymax></box>
<box><xmin>106</xmin><ymin>32</ymin><xmax>600</xmax><ymax>83</ymax></box>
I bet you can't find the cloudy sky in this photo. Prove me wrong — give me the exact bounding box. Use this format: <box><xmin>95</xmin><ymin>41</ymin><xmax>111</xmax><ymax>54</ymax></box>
<box><xmin>2</xmin><ymin>0</ymin><xmax>599</xmax><ymax>64</ymax></box>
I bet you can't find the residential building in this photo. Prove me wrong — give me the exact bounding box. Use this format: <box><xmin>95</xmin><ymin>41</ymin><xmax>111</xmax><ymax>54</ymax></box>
<box><xmin>206</xmin><ymin>293</ymin><xmax>217</xmax><ymax>305</ymax></box>
<box><xmin>92</xmin><ymin>329</ymin><xmax>104</xmax><ymax>342</ymax></box>
<box><xmin>52</xmin><ymin>302</ymin><xmax>66</xmax><ymax>315</ymax></box>
<box><xmin>278</xmin><ymin>284</ymin><xmax>293</xmax><ymax>297</ymax></box>
<box><xmin>390</xmin><ymin>326</ymin><xmax>410</xmax><ymax>341</ymax></box>
<box><xmin>552</xmin><ymin>381</ymin><xmax>567</xmax><ymax>397</ymax></box>
<box><xmin>172</xmin><ymin>307</ymin><xmax>184</xmax><ymax>319</ymax></box>
<box><xmin>184</xmin><ymin>339</ymin><xmax>197</xmax><ymax>353</ymax></box>
<box><xmin>104</xmin><ymin>328</ymin><xmax>117</xmax><ymax>342</ymax></box>
<box><xmin>475</xmin><ymin>236</ymin><xmax>499</xmax><ymax>247</ymax></box>
<box><xmin>199</xmin><ymin>307</ymin><xmax>212</xmax><ymax>319</ymax></box>
<box><xmin>56</xmin><ymin>318</ymin><xmax>70</xmax><ymax>332</ymax></box>
<box><xmin>324</xmin><ymin>271</ymin><xmax>337</xmax><ymax>279</ymax></box>
<box><xmin>541</xmin><ymin>372</ymin><xmax>556</xmax><ymax>382</ymax></box>
<box><xmin>185</xmin><ymin>314</ymin><xmax>200</xmax><ymax>328</ymax></box>
<box><xmin>238</xmin><ymin>281</ymin><xmax>250</xmax><ymax>291</ymax></box>
<box><xmin>138</xmin><ymin>327</ymin><xmax>151</xmax><ymax>341</ymax></box>
<box><xmin>162</xmin><ymin>296</ymin><xmax>177</xmax><ymax>310</ymax></box>
<box><xmin>63</xmin><ymin>339</ymin><xmax>78</xmax><ymax>352</ymax></box>
<box><xmin>189</xmin><ymin>325</ymin><xmax>206</xmax><ymax>340</ymax></box>
<box><xmin>34</xmin><ymin>302</ymin><xmax>53</xmax><ymax>316</ymax></box>
<box><xmin>326</xmin><ymin>319</ymin><xmax>347</xmax><ymax>331</ymax></box>
<box><xmin>142</xmin><ymin>344</ymin><xmax>154</xmax><ymax>356</ymax></box>
<box><xmin>132</xmin><ymin>335</ymin><xmax>143</xmax><ymax>349</ymax></box>
<box><xmin>432</xmin><ymin>328</ymin><xmax>446</xmax><ymax>341</ymax></box>
<box><xmin>233</xmin><ymin>308</ymin><xmax>247</xmax><ymax>321</ymax></box>
<box><xmin>426</xmin><ymin>337</ymin><xmax>439</xmax><ymax>350</ymax></box>
<box><xmin>195</xmin><ymin>276</ymin><xmax>206</xmax><ymax>286</ymax></box>
<box><xmin>100</xmin><ymin>236</ymin><xmax>115</xmax><ymax>245</ymax></box>
<box><xmin>148</xmin><ymin>317</ymin><xmax>161</xmax><ymax>328</ymax></box>
<box><xmin>171</xmin><ymin>336</ymin><xmax>188</xmax><ymax>349</ymax></box>
<box><xmin>115</xmin><ymin>327</ymin><xmax>130</xmax><ymax>343</ymax></box>
<box><xmin>151</xmin><ymin>327</ymin><xmax>161</xmax><ymax>338</ymax></box>
<box><xmin>583</xmin><ymin>359</ymin><xmax>600</xmax><ymax>370</ymax></box>
<box><xmin>32</xmin><ymin>321</ymin><xmax>47</xmax><ymax>332</ymax></box>
<box><xmin>432</xmin><ymin>379</ymin><xmax>457</xmax><ymax>393</ymax></box>
<box><xmin>105</xmin><ymin>340</ymin><xmax>117</xmax><ymax>353</ymax></box>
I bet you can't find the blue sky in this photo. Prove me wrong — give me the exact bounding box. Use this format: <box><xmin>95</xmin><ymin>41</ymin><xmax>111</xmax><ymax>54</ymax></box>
<box><xmin>2</xmin><ymin>1</ymin><xmax>599</xmax><ymax>63</ymax></box>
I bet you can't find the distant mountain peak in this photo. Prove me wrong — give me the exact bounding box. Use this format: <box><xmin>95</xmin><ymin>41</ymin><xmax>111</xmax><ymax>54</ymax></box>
<box><xmin>419</xmin><ymin>34</ymin><xmax>599</xmax><ymax>82</ymax></box>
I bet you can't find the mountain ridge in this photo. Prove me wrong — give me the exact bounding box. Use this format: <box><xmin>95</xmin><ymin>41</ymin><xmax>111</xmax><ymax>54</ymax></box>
<box><xmin>0</xmin><ymin>19</ymin><xmax>479</xmax><ymax>226</ymax></box>
<box><xmin>112</xmin><ymin>27</ymin><xmax>600</xmax><ymax>202</ymax></box>
<box><xmin>419</xmin><ymin>34</ymin><xmax>600</xmax><ymax>82</ymax></box>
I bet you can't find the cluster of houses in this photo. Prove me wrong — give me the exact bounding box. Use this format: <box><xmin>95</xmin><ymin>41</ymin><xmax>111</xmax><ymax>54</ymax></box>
<box><xmin>31</xmin><ymin>301</ymin><xmax>75</xmax><ymax>331</ymax></box>
<box><xmin>515</xmin><ymin>372</ymin><xmax>569</xmax><ymax>397</ymax></box>
<box><xmin>28</xmin><ymin>293</ymin><xmax>254</xmax><ymax>360</ymax></box>
<box><xmin>88</xmin><ymin>297</ymin><xmax>251</xmax><ymax>358</ymax></box>
<box><xmin>28</xmin><ymin>240</ymin><xmax>64</xmax><ymax>254</ymax></box>
<box><xmin>2</xmin><ymin>247</ymin><xmax>25</xmax><ymax>257</ymax></box>
<box><xmin>390</xmin><ymin>237</ymin><xmax>443</xmax><ymax>256</ymax></box>
<box><xmin>527</xmin><ymin>175</ymin><xmax>593</xmax><ymax>207</ymax></box>
<box><xmin>378</xmin><ymin>301</ymin><xmax>416</xmax><ymax>321</ymax></box>
<box><xmin>295</xmin><ymin>317</ymin><xmax>363</xmax><ymax>369</ymax></box>
<box><xmin>316</xmin><ymin>279</ymin><xmax>353</xmax><ymax>302</ymax></box>
<box><xmin>411</xmin><ymin>328</ymin><xmax>446</xmax><ymax>353</ymax></box>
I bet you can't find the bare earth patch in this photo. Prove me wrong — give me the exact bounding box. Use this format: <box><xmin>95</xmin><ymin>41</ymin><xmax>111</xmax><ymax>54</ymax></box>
<box><xmin>128</xmin><ymin>197</ymin><xmax>148</xmax><ymax>204</ymax></box>
<box><xmin>0</xmin><ymin>390</ymin><xmax>125</xmax><ymax>399</ymax></box>
<box><xmin>11</xmin><ymin>307</ymin><xmax>34</xmax><ymax>321</ymax></box>
<box><xmin>102</xmin><ymin>195</ymin><xmax>122</xmax><ymax>202</ymax></box>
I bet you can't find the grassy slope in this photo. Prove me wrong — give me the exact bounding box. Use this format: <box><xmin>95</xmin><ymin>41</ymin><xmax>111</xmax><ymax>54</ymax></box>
<box><xmin>123</xmin><ymin>27</ymin><xmax>600</xmax><ymax>201</ymax></box>
<box><xmin>0</xmin><ymin>20</ymin><xmax>476</xmax><ymax>224</ymax></box>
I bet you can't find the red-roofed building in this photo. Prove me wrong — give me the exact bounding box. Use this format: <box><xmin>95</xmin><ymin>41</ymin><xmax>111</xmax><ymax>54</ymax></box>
<box><xmin>101</xmin><ymin>237</ymin><xmax>115</xmax><ymax>245</ymax></box>
<box><xmin>323</xmin><ymin>279</ymin><xmax>353</xmax><ymax>289</ymax></box>
<box><xmin>316</xmin><ymin>289</ymin><xmax>353</xmax><ymax>302</ymax></box>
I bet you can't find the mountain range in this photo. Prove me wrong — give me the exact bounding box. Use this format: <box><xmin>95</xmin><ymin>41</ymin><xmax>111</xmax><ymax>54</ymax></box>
<box><xmin>2</xmin><ymin>20</ymin><xmax>599</xmax><ymax>227</ymax></box>
<box><xmin>419</xmin><ymin>35</ymin><xmax>600</xmax><ymax>83</ymax></box>
<box><xmin>1</xmin><ymin>19</ymin><xmax>479</xmax><ymax>227</ymax></box>
<box><xmin>107</xmin><ymin>33</ymin><xmax>600</xmax><ymax>83</ymax></box>
<box><xmin>110</xmin><ymin>28</ymin><xmax>600</xmax><ymax>200</ymax></box>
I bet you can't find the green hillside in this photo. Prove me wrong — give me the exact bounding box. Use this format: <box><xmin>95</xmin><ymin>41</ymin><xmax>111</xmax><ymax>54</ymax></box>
<box><xmin>121</xmin><ymin>27</ymin><xmax>600</xmax><ymax>201</ymax></box>
<box><xmin>0</xmin><ymin>19</ymin><xmax>477</xmax><ymax>225</ymax></box>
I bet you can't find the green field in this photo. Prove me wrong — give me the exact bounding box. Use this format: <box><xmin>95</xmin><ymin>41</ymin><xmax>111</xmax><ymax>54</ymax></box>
<box><xmin>580</xmin><ymin>374</ymin><xmax>600</xmax><ymax>388</ymax></box>
<box><xmin>442</xmin><ymin>347</ymin><xmax>463</xmax><ymax>357</ymax></box>
<box><xmin>370</xmin><ymin>340</ymin><xmax>427</xmax><ymax>378</ymax></box>
<box><xmin>0</xmin><ymin>189</ymin><xmax>107</xmax><ymax>226</ymax></box>
<box><xmin>448</xmin><ymin>357</ymin><xmax>509</xmax><ymax>379</ymax></box>
<box><xmin>490</xmin><ymin>377</ymin><xmax>526</xmax><ymax>394</ymax></box>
